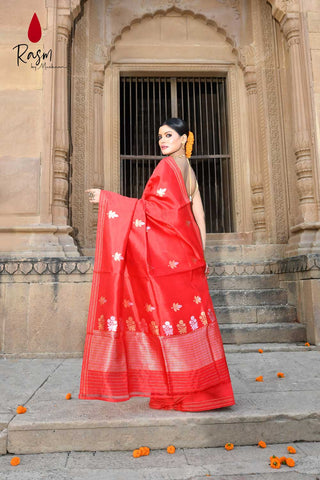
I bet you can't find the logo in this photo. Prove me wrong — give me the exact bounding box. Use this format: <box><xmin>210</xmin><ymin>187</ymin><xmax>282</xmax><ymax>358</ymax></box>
<box><xmin>12</xmin><ymin>12</ymin><xmax>66</xmax><ymax>71</ymax></box>
<box><xmin>28</xmin><ymin>13</ymin><xmax>42</xmax><ymax>43</ymax></box>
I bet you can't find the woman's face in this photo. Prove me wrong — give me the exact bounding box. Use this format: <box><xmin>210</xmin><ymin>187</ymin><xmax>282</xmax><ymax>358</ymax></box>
<box><xmin>158</xmin><ymin>125</ymin><xmax>187</xmax><ymax>156</ymax></box>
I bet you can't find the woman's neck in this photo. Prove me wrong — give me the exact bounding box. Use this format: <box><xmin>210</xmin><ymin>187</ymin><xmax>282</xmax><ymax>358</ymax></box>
<box><xmin>171</xmin><ymin>150</ymin><xmax>187</xmax><ymax>163</ymax></box>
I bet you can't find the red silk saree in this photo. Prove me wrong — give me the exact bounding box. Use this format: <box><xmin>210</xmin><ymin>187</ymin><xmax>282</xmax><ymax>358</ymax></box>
<box><xmin>79</xmin><ymin>156</ymin><xmax>235</xmax><ymax>411</ymax></box>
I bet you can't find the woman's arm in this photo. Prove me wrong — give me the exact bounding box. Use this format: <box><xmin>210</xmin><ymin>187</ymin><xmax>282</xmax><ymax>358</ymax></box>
<box><xmin>191</xmin><ymin>189</ymin><xmax>206</xmax><ymax>252</ymax></box>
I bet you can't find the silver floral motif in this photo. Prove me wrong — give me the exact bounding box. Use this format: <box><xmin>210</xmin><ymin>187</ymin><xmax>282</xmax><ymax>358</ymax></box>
<box><xmin>133</xmin><ymin>219</ymin><xmax>145</xmax><ymax>227</ymax></box>
<box><xmin>112</xmin><ymin>252</ymin><xmax>124</xmax><ymax>261</ymax></box>
<box><xmin>107</xmin><ymin>316</ymin><xmax>118</xmax><ymax>332</ymax></box>
<box><xmin>156</xmin><ymin>188</ymin><xmax>167</xmax><ymax>197</ymax></box>
<box><xmin>168</xmin><ymin>260</ymin><xmax>179</xmax><ymax>269</ymax></box>
<box><xmin>163</xmin><ymin>321</ymin><xmax>173</xmax><ymax>335</ymax></box>
<box><xmin>108</xmin><ymin>210</ymin><xmax>119</xmax><ymax>219</ymax></box>
<box><xmin>189</xmin><ymin>316</ymin><xmax>198</xmax><ymax>330</ymax></box>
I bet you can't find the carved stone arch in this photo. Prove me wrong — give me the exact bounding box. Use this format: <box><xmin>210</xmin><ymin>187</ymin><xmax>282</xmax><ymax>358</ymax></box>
<box><xmin>107</xmin><ymin>6</ymin><xmax>240</xmax><ymax>64</ymax></box>
<box><xmin>103</xmin><ymin>5</ymin><xmax>254</xmax><ymax>241</ymax></box>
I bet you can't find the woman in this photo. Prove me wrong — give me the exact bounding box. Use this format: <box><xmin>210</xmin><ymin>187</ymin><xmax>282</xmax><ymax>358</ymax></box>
<box><xmin>79</xmin><ymin>118</ymin><xmax>235</xmax><ymax>412</ymax></box>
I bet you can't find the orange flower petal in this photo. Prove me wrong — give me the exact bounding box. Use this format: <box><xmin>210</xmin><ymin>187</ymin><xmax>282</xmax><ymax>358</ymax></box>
<box><xmin>270</xmin><ymin>458</ymin><xmax>281</xmax><ymax>469</ymax></box>
<box><xmin>286</xmin><ymin>457</ymin><xmax>295</xmax><ymax>467</ymax></box>
<box><xmin>225</xmin><ymin>443</ymin><xmax>234</xmax><ymax>450</ymax></box>
<box><xmin>16</xmin><ymin>406</ymin><xmax>27</xmax><ymax>414</ymax></box>
<box><xmin>167</xmin><ymin>445</ymin><xmax>176</xmax><ymax>454</ymax></box>
<box><xmin>258</xmin><ymin>349</ymin><xmax>264</xmax><ymax>353</ymax></box>
<box><xmin>277</xmin><ymin>372</ymin><xmax>285</xmax><ymax>378</ymax></box>
<box><xmin>133</xmin><ymin>449</ymin><xmax>141</xmax><ymax>458</ymax></box>
<box><xmin>258</xmin><ymin>441</ymin><xmax>267</xmax><ymax>448</ymax></box>
<box><xmin>65</xmin><ymin>393</ymin><xmax>72</xmax><ymax>400</ymax></box>
<box><xmin>10</xmin><ymin>457</ymin><xmax>20</xmax><ymax>466</ymax></box>
<box><xmin>279</xmin><ymin>456</ymin><xmax>287</xmax><ymax>464</ymax></box>
<box><xmin>287</xmin><ymin>446</ymin><xmax>296</xmax><ymax>454</ymax></box>
<box><xmin>139</xmin><ymin>446</ymin><xmax>150</xmax><ymax>456</ymax></box>
<box><xmin>255</xmin><ymin>376</ymin><xmax>264</xmax><ymax>382</ymax></box>
<box><xmin>305</xmin><ymin>342</ymin><xmax>310</xmax><ymax>347</ymax></box>
<box><xmin>269</xmin><ymin>455</ymin><xmax>280</xmax><ymax>462</ymax></box>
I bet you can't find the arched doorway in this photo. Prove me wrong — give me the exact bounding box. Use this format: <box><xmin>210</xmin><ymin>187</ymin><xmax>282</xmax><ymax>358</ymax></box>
<box><xmin>104</xmin><ymin>10</ymin><xmax>249</xmax><ymax>238</ymax></box>
<box><xmin>120</xmin><ymin>75</ymin><xmax>232</xmax><ymax>233</ymax></box>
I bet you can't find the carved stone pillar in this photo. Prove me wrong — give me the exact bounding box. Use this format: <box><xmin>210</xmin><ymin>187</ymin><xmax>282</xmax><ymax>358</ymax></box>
<box><xmin>52</xmin><ymin>4</ymin><xmax>79</xmax><ymax>256</ymax></box>
<box><xmin>281</xmin><ymin>14</ymin><xmax>320</xmax><ymax>254</ymax></box>
<box><xmin>53</xmin><ymin>12</ymin><xmax>71</xmax><ymax>226</ymax></box>
<box><xmin>244</xmin><ymin>66</ymin><xmax>267</xmax><ymax>243</ymax></box>
<box><xmin>90</xmin><ymin>64</ymin><xmax>105</xmax><ymax>246</ymax></box>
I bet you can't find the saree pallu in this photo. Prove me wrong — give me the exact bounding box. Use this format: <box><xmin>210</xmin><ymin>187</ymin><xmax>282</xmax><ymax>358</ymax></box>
<box><xmin>79</xmin><ymin>156</ymin><xmax>235</xmax><ymax>411</ymax></box>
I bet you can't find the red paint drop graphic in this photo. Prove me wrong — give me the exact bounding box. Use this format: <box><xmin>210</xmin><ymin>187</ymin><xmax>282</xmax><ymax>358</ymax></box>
<box><xmin>28</xmin><ymin>13</ymin><xmax>42</xmax><ymax>43</ymax></box>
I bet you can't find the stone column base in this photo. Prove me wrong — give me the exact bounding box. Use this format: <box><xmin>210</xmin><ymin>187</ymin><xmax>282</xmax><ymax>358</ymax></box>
<box><xmin>0</xmin><ymin>225</ymin><xmax>80</xmax><ymax>258</ymax></box>
<box><xmin>285</xmin><ymin>223</ymin><xmax>320</xmax><ymax>257</ymax></box>
<box><xmin>270</xmin><ymin>253</ymin><xmax>320</xmax><ymax>346</ymax></box>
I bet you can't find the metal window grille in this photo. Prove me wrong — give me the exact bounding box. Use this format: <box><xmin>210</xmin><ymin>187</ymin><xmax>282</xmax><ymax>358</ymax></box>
<box><xmin>120</xmin><ymin>76</ymin><xmax>233</xmax><ymax>233</ymax></box>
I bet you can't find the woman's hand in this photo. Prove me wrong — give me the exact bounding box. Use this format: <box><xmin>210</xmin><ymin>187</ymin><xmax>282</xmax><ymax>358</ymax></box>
<box><xmin>85</xmin><ymin>188</ymin><xmax>101</xmax><ymax>204</ymax></box>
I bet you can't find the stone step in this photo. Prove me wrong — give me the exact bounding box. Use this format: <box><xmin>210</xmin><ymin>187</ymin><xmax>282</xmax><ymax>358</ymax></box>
<box><xmin>220</xmin><ymin>322</ymin><xmax>306</xmax><ymax>344</ymax></box>
<box><xmin>214</xmin><ymin>304</ymin><xmax>297</xmax><ymax>324</ymax></box>
<box><xmin>207</xmin><ymin>274</ymin><xmax>280</xmax><ymax>290</ymax></box>
<box><xmin>5</xmin><ymin>352</ymin><xmax>320</xmax><ymax>454</ymax></box>
<box><xmin>210</xmin><ymin>288</ymin><xmax>288</xmax><ymax>306</ymax></box>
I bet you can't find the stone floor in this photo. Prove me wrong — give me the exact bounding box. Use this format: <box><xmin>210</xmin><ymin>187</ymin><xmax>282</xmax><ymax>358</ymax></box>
<box><xmin>1</xmin><ymin>344</ymin><xmax>320</xmax><ymax>478</ymax></box>
<box><xmin>0</xmin><ymin>442</ymin><xmax>320</xmax><ymax>479</ymax></box>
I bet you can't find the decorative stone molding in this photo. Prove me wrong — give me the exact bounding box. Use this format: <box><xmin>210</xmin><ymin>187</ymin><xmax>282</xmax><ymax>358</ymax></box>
<box><xmin>53</xmin><ymin>9</ymin><xmax>72</xmax><ymax>226</ymax></box>
<box><xmin>90</xmin><ymin>63</ymin><xmax>106</xmax><ymax>244</ymax></box>
<box><xmin>0</xmin><ymin>259</ymin><xmax>93</xmax><ymax>276</ymax></box>
<box><xmin>210</xmin><ymin>262</ymin><xmax>273</xmax><ymax>276</ymax></box>
<box><xmin>238</xmin><ymin>43</ymin><xmax>255</xmax><ymax>71</ymax></box>
<box><xmin>1</xmin><ymin>254</ymin><xmax>319</xmax><ymax>277</ymax></box>
<box><xmin>93</xmin><ymin>64</ymin><xmax>105</xmax><ymax>188</ymax></box>
<box><xmin>106</xmin><ymin>5</ymin><xmax>240</xmax><ymax>62</ymax></box>
<box><xmin>281</xmin><ymin>14</ymin><xmax>317</xmax><ymax>227</ymax></box>
<box><xmin>269</xmin><ymin>254</ymin><xmax>320</xmax><ymax>274</ymax></box>
<box><xmin>267</xmin><ymin>0</ymin><xmax>299</xmax><ymax>23</ymax></box>
<box><xmin>244</xmin><ymin>61</ymin><xmax>267</xmax><ymax>242</ymax></box>
<box><xmin>259</xmin><ymin>0</ymin><xmax>288</xmax><ymax>244</ymax></box>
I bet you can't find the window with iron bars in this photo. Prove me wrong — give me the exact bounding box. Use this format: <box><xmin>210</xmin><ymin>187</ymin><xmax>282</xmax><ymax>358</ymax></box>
<box><xmin>120</xmin><ymin>76</ymin><xmax>233</xmax><ymax>233</ymax></box>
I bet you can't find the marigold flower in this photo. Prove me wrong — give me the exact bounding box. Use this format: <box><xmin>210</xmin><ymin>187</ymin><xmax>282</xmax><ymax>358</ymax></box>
<box><xmin>10</xmin><ymin>457</ymin><xmax>20</xmax><ymax>466</ymax></box>
<box><xmin>255</xmin><ymin>376</ymin><xmax>264</xmax><ymax>382</ymax></box>
<box><xmin>16</xmin><ymin>406</ymin><xmax>27</xmax><ymax>414</ymax></box>
<box><xmin>269</xmin><ymin>455</ymin><xmax>280</xmax><ymax>462</ymax></box>
<box><xmin>286</xmin><ymin>457</ymin><xmax>295</xmax><ymax>467</ymax></box>
<box><xmin>279</xmin><ymin>456</ymin><xmax>287</xmax><ymax>464</ymax></box>
<box><xmin>167</xmin><ymin>445</ymin><xmax>176</xmax><ymax>454</ymax></box>
<box><xmin>139</xmin><ymin>446</ymin><xmax>150</xmax><ymax>456</ymax></box>
<box><xmin>185</xmin><ymin>131</ymin><xmax>194</xmax><ymax>158</ymax></box>
<box><xmin>277</xmin><ymin>372</ymin><xmax>285</xmax><ymax>378</ymax></box>
<box><xmin>133</xmin><ymin>449</ymin><xmax>141</xmax><ymax>458</ymax></box>
<box><xmin>258</xmin><ymin>440</ymin><xmax>267</xmax><ymax>448</ymax></box>
<box><xmin>305</xmin><ymin>342</ymin><xmax>310</xmax><ymax>347</ymax></box>
<box><xmin>225</xmin><ymin>443</ymin><xmax>234</xmax><ymax>451</ymax></box>
<box><xmin>65</xmin><ymin>393</ymin><xmax>72</xmax><ymax>400</ymax></box>
<box><xmin>258</xmin><ymin>348</ymin><xmax>263</xmax><ymax>353</ymax></box>
<box><xmin>270</xmin><ymin>458</ymin><xmax>281</xmax><ymax>469</ymax></box>
<box><xmin>287</xmin><ymin>446</ymin><xmax>296</xmax><ymax>454</ymax></box>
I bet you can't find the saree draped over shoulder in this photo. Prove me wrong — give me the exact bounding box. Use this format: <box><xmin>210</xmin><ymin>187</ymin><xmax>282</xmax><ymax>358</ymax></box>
<box><xmin>79</xmin><ymin>156</ymin><xmax>235</xmax><ymax>411</ymax></box>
